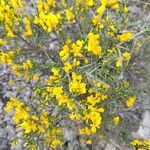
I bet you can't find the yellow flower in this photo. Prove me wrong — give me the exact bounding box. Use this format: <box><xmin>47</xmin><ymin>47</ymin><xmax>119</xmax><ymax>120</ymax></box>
<box><xmin>73</xmin><ymin>59</ymin><xmax>80</xmax><ymax>67</ymax></box>
<box><xmin>24</xmin><ymin>17</ymin><xmax>32</xmax><ymax>37</ymax></box>
<box><xmin>84</xmin><ymin>111</ymin><xmax>102</xmax><ymax>132</ymax></box>
<box><xmin>23</xmin><ymin>60</ymin><xmax>33</xmax><ymax>70</ymax></box>
<box><xmin>43</xmin><ymin>2</ymin><xmax>49</xmax><ymax>12</ymax></box>
<box><xmin>84</xmin><ymin>58</ymin><xmax>89</xmax><ymax>64</ymax></box>
<box><xmin>130</xmin><ymin>139</ymin><xmax>143</xmax><ymax>146</ymax></box>
<box><xmin>47</xmin><ymin>0</ymin><xmax>56</xmax><ymax>7</ymax></box>
<box><xmin>51</xmin><ymin>139</ymin><xmax>62</xmax><ymax>149</ymax></box>
<box><xmin>113</xmin><ymin>116</ymin><xmax>120</xmax><ymax>125</ymax></box>
<box><xmin>92</xmin><ymin>15</ymin><xmax>104</xmax><ymax>29</ymax></box>
<box><xmin>0</xmin><ymin>51</ymin><xmax>14</xmax><ymax>65</ymax></box>
<box><xmin>33</xmin><ymin>74</ymin><xmax>39</xmax><ymax>81</ymax></box>
<box><xmin>125</xmin><ymin>96</ymin><xmax>136</xmax><ymax>108</ymax></box>
<box><xmin>53</xmin><ymin>86</ymin><xmax>63</xmax><ymax>98</ymax></box>
<box><xmin>19</xmin><ymin>120</ymin><xmax>37</xmax><ymax>134</ymax></box>
<box><xmin>11</xmin><ymin>139</ymin><xmax>19</xmax><ymax>146</ymax></box>
<box><xmin>69</xmin><ymin>72</ymin><xmax>86</xmax><ymax>94</ymax></box>
<box><xmin>59</xmin><ymin>45</ymin><xmax>70</xmax><ymax>61</ymax></box>
<box><xmin>31</xmin><ymin>115</ymin><xmax>39</xmax><ymax>121</ymax></box>
<box><xmin>123</xmin><ymin>52</ymin><xmax>131</xmax><ymax>61</ymax></box>
<box><xmin>79</xmin><ymin>128</ymin><xmax>85</xmax><ymax>135</ymax></box>
<box><xmin>38</xmin><ymin>125</ymin><xmax>45</xmax><ymax>133</ymax></box>
<box><xmin>46</xmin><ymin>12</ymin><xmax>59</xmax><ymax>32</ymax></box>
<box><xmin>40</xmin><ymin>110</ymin><xmax>49</xmax><ymax>128</ymax></box>
<box><xmin>97</xmin><ymin>5</ymin><xmax>106</xmax><ymax>16</ymax></box>
<box><xmin>69</xmin><ymin>80</ymin><xmax>86</xmax><ymax>94</ymax></box>
<box><xmin>116</xmin><ymin>59</ymin><xmax>122</xmax><ymax>67</ymax></box>
<box><xmin>0</xmin><ymin>38</ymin><xmax>6</xmax><ymax>46</ymax></box>
<box><xmin>51</xmin><ymin>67</ymin><xmax>60</xmax><ymax>76</ymax></box>
<box><xmin>101</xmin><ymin>0</ymin><xmax>108</xmax><ymax>6</ymax></box>
<box><xmin>107</xmin><ymin>0</ymin><xmax>119</xmax><ymax>10</ymax></box>
<box><xmin>12</xmin><ymin>107</ymin><xmax>29</xmax><ymax>124</ymax></box>
<box><xmin>37</xmin><ymin>0</ymin><xmax>43</xmax><ymax>12</ymax></box>
<box><xmin>118</xmin><ymin>32</ymin><xmax>133</xmax><ymax>42</ymax></box>
<box><xmin>57</xmin><ymin>95</ymin><xmax>68</xmax><ymax>106</ymax></box>
<box><xmin>86</xmin><ymin>139</ymin><xmax>92</xmax><ymax>145</ymax></box>
<box><xmin>70</xmin><ymin>41</ymin><xmax>83</xmax><ymax>57</ymax></box>
<box><xmin>66</xmin><ymin>8</ymin><xmax>75</xmax><ymax>21</ymax></box>
<box><xmin>4</xmin><ymin>97</ymin><xmax>23</xmax><ymax>112</ymax></box>
<box><xmin>86</xmin><ymin>0</ymin><xmax>94</xmax><ymax>6</ymax></box>
<box><xmin>88</xmin><ymin>33</ymin><xmax>102</xmax><ymax>56</ymax></box>
<box><xmin>11</xmin><ymin>64</ymin><xmax>22</xmax><ymax>77</ymax></box>
<box><xmin>69</xmin><ymin>112</ymin><xmax>80</xmax><ymax>120</ymax></box>
<box><xmin>34</xmin><ymin>11</ymin><xmax>59</xmax><ymax>33</ymax></box>
<box><xmin>107</xmin><ymin>0</ymin><xmax>118</xmax><ymax>6</ymax></box>
<box><xmin>87</xmin><ymin>95</ymin><xmax>100</xmax><ymax>106</ymax></box>
<box><xmin>64</xmin><ymin>62</ymin><xmax>72</xmax><ymax>73</ymax></box>
<box><xmin>79</xmin><ymin>127</ymin><xmax>91</xmax><ymax>135</ymax></box>
<box><xmin>92</xmin><ymin>15</ymin><xmax>100</xmax><ymax>26</ymax></box>
<box><xmin>124</xmin><ymin>4</ymin><xmax>128</xmax><ymax>13</ymax></box>
<box><xmin>46</xmin><ymin>67</ymin><xmax>61</xmax><ymax>85</ymax></box>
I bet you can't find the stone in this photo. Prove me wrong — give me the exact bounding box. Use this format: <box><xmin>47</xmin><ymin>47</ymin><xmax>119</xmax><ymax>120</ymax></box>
<box><xmin>5</xmin><ymin>125</ymin><xmax>15</xmax><ymax>136</ymax></box>
<box><xmin>137</xmin><ymin>110</ymin><xmax>150</xmax><ymax>140</ymax></box>
<box><xmin>0</xmin><ymin>140</ymin><xmax>10</xmax><ymax>150</ymax></box>
<box><xmin>105</xmin><ymin>143</ymin><xmax>116</xmax><ymax>150</ymax></box>
<box><xmin>0</xmin><ymin>128</ymin><xmax>7</xmax><ymax>138</ymax></box>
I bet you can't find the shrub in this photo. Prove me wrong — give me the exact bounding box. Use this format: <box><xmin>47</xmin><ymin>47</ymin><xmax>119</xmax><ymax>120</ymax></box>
<box><xmin>0</xmin><ymin>0</ymin><xmax>148</xmax><ymax>149</ymax></box>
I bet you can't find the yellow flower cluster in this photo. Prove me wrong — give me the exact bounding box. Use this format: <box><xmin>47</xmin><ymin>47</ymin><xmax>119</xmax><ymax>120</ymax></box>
<box><xmin>106</xmin><ymin>0</ymin><xmax>119</xmax><ymax>10</ymax></box>
<box><xmin>5</xmin><ymin>97</ymin><xmax>62</xmax><ymax>149</ymax></box>
<box><xmin>69</xmin><ymin>72</ymin><xmax>86</xmax><ymax>94</ymax></box>
<box><xmin>66</xmin><ymin>8</ymin><xmax>75</xmax><ymax>21</ymax></box>
<box><xmin>24</xmin><ymin>17</ymin><xmax>32</xmax><ymax>37</ymax></box>
<box><xmin>125</xmin><ymin>96</ymin><xmax>136</xmax><ymax>108</ymax></box>
<box><xmin>79</xmin><ymin>92</ymin><xmax>107</xmax><ymax>135</ymax></box>
<box><xmin>23</xmin><ymin>60</ymin><xmax>33</xmax><ymax>70</ymax></box>
<box><xmin>59</xmin><ymin>40</ymin><xmax>83</xmax><ymax>61</ymax></box>
<box><xmin>88</xmin><ymin>33</ymin><xmax>102</xmax><ymax>56</ymax></box>
<box><xmin>131</xmin><ymin>139</ymin><xmax>150</xmax><ymax>150</ymax></box>
<box><xmin>123</xmin><ymin>51</ymin><xmax>131</xmax><ymax>61</ymax></box>
<box><xmin>11</xmin><ymin>59</ymin><xmax>33</xmax><ymax>79</ymax></box>
<box><xmin>118</xmin><ymin>32</ymin><xmax>133</xmax><ymax>42</ymax></box>
<box><xmin>38</xmin><ymin>0</ymin><xmax>56</xmax><ymax>11</ymax></box>
<box><xmin>96</xmin><ymin>0</ymin><xmax>107</xmax><ymax>17</ymax></box>
<box><xmin>83</xmin><ymin>106</ymin><xmax>104</xmax><ymax>133</ymax></box>
<box><xmin>76</xmin><ymin>0</ymin><xmax>95</xmax><ymax>8</ymax></box>
<box><xmin>63</xmin><ymin>60</ymin><xmax>80</xmax><ymax>73</ymax></box>
<box><xmin>5</xmin><ymin>97</ymin><xmax>37</xmax><ymax>133</ymax></box>
<box><xmin>116</xmin><ymin>51</ymin><xmax>132</xmax><ymax>67</ymax></box>
<box><xmin>92</xmin><ymin>15</ymin><xmax>104</xmax><ymax>29</ymax></box>
<box><xmin>0</xmin><ymin>51</ymin><xmax>14</xmax><ymax>65</ymax></box>
<box><xmin>34</xmin><ymin>0</ymin><xmax>59</xmax><ymax>33</ymax></box>
<box><xmin>51</xmin><ymin>139</ymin><xmax>62</xmax><ymax>149</ymax></box>
<box><xmin>0</xmin><ymin>49</ymin><xmax>35</xmax><ymax>80</ymax></box>
<box><xmin>34</xmin><ymin>12</ymin><xmax>60</xmax><ymax>33</ymax></box>
<box><xmin>113</xmin><ymin>116</ymin><xmax>120</xmax><ymax>125</ymax></box>
<box><xmin>0</xmin><ymin>0</ymin><xmax>24</xmax><ymax>37</ymax></box>
<box><xmin>43</xmin><ymin>68</ymin><xmax>76</xmax><ymax>110</ymax></box>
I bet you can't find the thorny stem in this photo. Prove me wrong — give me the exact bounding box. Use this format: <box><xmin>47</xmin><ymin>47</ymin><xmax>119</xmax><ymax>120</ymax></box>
<box><xmin>75</xmin><ymin>17</ymin><xmax>85</xmax><ymax>35</ymax></box>
<box><xmin>13</xmin><ymin>30</ymin><xmax>56</xmax><ymax>63</ymax></box>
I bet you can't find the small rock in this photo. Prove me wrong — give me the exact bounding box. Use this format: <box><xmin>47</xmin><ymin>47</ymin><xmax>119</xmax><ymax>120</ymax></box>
<box><xmin>0</xmin><ymin>140</ymin><xmax>10</xmax><ymax>150</ymax></box>
<box><xmin>105</xmin><ymin>143</ymin><xmax>116</xmax><ymax>150</ymax></box>
<box><xmin>5</xmin><ymin>125</ymin><xmax>15</xmax><ymax>135</ymax></box>
<box><xmin>137</xmin><ymin>110</ymin><xmax>150</xmax><ymax>140</ymax></box>
<box><xmin>0</xmin><ymin>128</ymin><xmax>7</xmax><ymax>138</ymax></box>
